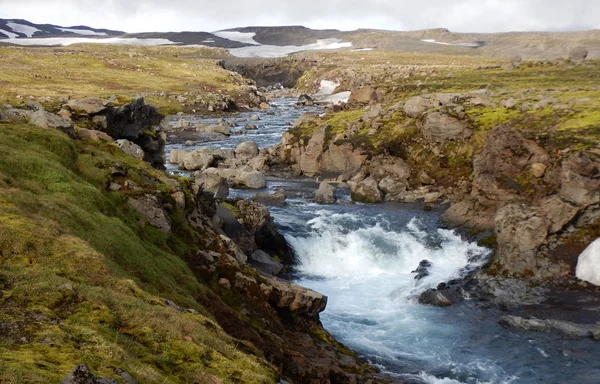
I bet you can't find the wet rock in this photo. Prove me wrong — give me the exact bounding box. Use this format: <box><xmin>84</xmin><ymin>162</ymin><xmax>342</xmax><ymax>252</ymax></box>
<box><xmin>249</xmin><ymin>249</ymin><xmax>284</xmax><ymax>275</ymax></box>
<box><xmin>296</xmin><ymin>94</ymin><xmax>314</xmax><ymax>106</ymax></box>
<box><xmin>314</xmin><ymin>182</ymin><xmax>336</xmax><ymax>204</ymax></box>
<box><xmin>235</xmin><ymin>141</ymin><xmax>260</xmax><ymax>160</ymax></box>
<box><xmin>204</xmin><ymin>124</ymin><xmax>230</xmax><ymax>136</ymax></box>
<box><xmin>351</xmin><ymin>177</ymin><xmax>383</xmax><ymax>203</ymax></box>
<box><xmin>61</xmin><ymin>364</ymin><xmax>118</xmax><ymax>384</ymax></box>
<box><xmin>412</xmin><ymin>260</ymin><xmax>433</xmax><ymax>280</ymax></box>
<box><xmin>499</xmin><ymin>315</ymin><xmax>596</xmax><ymax>339</ymax></box>
<box><xmin>128</xmin><ymin>194</ymin><xmax>171</xmax><ymax>234</ymax></box>
<box><xmin>419</xmin><ymin>289</ymin><xmax>453</xmax><ymax>307</ymax></box>
<box><xmin>250</xmin><ymin>114</ymin><xmax>260</xmax><ymax>121</ymax></box>
<box><xmin>245</xmin><ymin>123</ymin><xmax>258</xmax><ymax>130</ymax></box>
<box><xmin>418</xmin><ymin>111</ymin><xmax>471</xmax><ymax>143</ymax></box>
<box><xmin>76</xmin><ymin>128</ymin><xmax>113</xmax><ymax>142</ymax></box>
<box><xmin>253</xmin><ymin>192</ymin><xmax>287</xmax><ymax>207</ymax></box>
<box><xmin>115</xmin><ymin>139</ymin><xmax>145</xmax><ymax>160</ymax></box>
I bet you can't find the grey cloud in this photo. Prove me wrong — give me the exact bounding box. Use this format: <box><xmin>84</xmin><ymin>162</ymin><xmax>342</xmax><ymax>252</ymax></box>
<box><xmin>1</xmin><ymin>0</ymin><xmax>599</xmax><ymax>33</ymax></box>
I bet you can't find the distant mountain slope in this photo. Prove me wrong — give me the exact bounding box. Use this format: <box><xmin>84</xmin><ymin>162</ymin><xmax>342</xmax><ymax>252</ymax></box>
<box><xmin>0</xmin><ymin>18</ymin><xmax>124</xmax><ymax>39</ymax></box>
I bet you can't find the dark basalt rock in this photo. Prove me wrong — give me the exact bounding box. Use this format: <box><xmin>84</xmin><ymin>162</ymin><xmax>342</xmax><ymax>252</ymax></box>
<box><xmin>412</xmin><ymin>259</ymin><xmax>433</xmax><ymax>280</ymax></box>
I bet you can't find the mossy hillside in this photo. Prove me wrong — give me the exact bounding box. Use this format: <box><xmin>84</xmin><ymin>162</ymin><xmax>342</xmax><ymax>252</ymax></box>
<box><xmin>0</xmin><ymin>45</ymin><xmax>246</xmax><ymax>114</ymax></box>
<box><xmin>0</xmin><ymin>122</ymin><xmax>276</xmax><ymax>383</ymax></box>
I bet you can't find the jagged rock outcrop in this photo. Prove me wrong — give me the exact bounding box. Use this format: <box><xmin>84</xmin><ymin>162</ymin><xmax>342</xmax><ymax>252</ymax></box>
<box><xmin>314</xmin><ymin>182</ymin><xmax>337</xmax><ymax>204</ymax></box>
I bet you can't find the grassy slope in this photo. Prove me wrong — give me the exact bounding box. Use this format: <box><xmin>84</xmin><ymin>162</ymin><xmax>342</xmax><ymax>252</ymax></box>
<box><xmin>0</xmin><ymin>122</ymin><xmax>275</xmax><ymax>383</ymax></box>
<box><xmin>0</xmin><ymin>45</ymin><xmax>242</xmax><ymax>114</ymax></box>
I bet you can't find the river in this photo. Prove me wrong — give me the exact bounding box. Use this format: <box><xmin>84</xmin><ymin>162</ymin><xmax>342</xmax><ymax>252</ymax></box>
<box><xmin>165</xmin><ymin>98</ymin><xmax>600</xmax><ymax>384</ymax></box>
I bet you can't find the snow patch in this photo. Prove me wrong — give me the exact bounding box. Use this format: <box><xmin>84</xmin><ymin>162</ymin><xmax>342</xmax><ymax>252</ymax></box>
<box><xmin>227</xmin><ymin>38</ymin><xmax>352</xmax><ymax>58</ymax></box>
<box><xmin>352</xmin><ymin>48</ymin><xmax>374</xmax><ymax>52</ymax></box>
<box><xmin>576</xmin><ymin>238</ymin><xmax>600</xmax><ymax>286</ymax></box>
<box><xmin>316</xmin><ymin>80</ymin><xmax>340</xmax><ymax>96</ymax></box>
<box><xmin>2</xmin><ymin>37</ymin><xmax>176</xmax><ymax>47</ymax></box>
<box><xmin>420</xmin><ymin>39</ymin><xmax>483</xmax><ymax>48</ymax></box>
<box><xmin>57</xmin><ymin>28</ymin><xmax>108</xmax><ymax>36</ymax></box>
<box><xmin>0</xmin><ymin>29</ymin><xmax>19</xmax><ymax>39</ymax></box>
<box><xmin>6</xmin><ymin>22</ymin><xmax>41</xmax><ymax>37</ymax></box>
<box><xmin>312</xmin><ymin>80</ymin><xmax>350</xmax><ymax>105</ymax></box>
<box><xmin>213</xmin><ymin>31</ymin><xmax>260</xmax><ymax>45</ymax></box>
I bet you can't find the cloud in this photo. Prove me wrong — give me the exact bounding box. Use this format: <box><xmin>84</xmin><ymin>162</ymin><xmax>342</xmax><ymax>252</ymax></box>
<box><xmin>1</xmin><ymin>0</ymin><xmax>598</xmax><ymax>33</ymax></box>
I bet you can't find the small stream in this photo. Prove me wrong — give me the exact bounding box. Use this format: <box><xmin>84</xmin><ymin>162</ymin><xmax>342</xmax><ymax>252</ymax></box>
<box><xmin>165</xmin><ymin>98</ymin><xmax>600</xmax><ymax>384</ymax></box>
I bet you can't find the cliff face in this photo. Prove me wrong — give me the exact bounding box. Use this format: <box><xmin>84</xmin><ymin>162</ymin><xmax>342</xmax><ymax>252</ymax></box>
<box><xmin>267</xmin><ymin>56</ymin><xmax>600</xmax><ymax>286</ymax></box>
<box><xmin>0</xmin><ymin>110</ymin><xmax>380</xmax><ymax>383</ymax></box>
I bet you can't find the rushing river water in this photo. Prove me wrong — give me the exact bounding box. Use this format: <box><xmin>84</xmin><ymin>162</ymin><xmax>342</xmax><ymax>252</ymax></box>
<box><xmin>166</xmin><ymin>98</ymin><xmax>600</xmax><ymax>384</ymax></box>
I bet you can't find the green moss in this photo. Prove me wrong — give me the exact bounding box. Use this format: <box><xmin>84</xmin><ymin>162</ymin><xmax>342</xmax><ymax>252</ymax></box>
<box><xmin>219</xmin><ymin>202</ymin><xmax>240</xmax><ymax>218</ymax></box>
<box><xmin>0</xmin><ymin>122</ymin><xmax>276</xmax><ymax>383</ymax></box>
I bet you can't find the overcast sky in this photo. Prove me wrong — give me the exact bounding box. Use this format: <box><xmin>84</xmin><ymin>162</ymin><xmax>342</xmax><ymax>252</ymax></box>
<box><xmin>2</xmin><ymin>0</ymin><xmax>599</xmax><ymax>33</ymax></box>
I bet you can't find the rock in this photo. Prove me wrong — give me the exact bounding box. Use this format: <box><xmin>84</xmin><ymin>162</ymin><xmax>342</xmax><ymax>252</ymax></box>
<box><xmin>236</xmin><ymin>199</ymin><xmax>294</xmax><ymax>264</ymax></box>
<box><xmin>61</xmin><ymin>364</ymin><xmax>118</xmax><ymax>384</ymax></box>
<box><xmin>403</xmin><ymin>95</ymin><xmax>438</xmax><ymax>118</ymax></box>
<box><xmin>253</xmin><ymin>192</ymin><xmax>287</xmax><ymax>207</ymax></box>
<box><xmin>349</xmin><ymin>86</ymin><xmax>378</xmax><ymax>103</ymax></box>
<box><xmin>213</xmin><ymin>181</ymin><xmax>229</xmax><ymax>201</ymax></box>
<box><xmin>216</xmin><ymin>205</ymin><xmax>257</xmax><ymax>254</ymax></box>
<box><xmin>296</xmin><ymin>94</ymin><xmax>314</xmax><ymax>106</ymax></box>
<box><xmin>418</xmin><ymin>171</ymin><xmax>436</xmax><ymax>185</ymax></box>
<box><xmin>363</xmin><ymin>104</ymin><xmax>384</xmax><ymax>121</ymax></box>
<box><xmin>184</xmin><ymin>140</ymin><xmax>195</xmax><ymax>146</ymax></box>
<box><xmin>29</xmin><ymin>109</ymin><xmax>74</xmax><ymax>135</ymax></box>
<box><xmin>500</xmin><ymin>97</ymin><xmax>517</xmax><ymax>109</ymax></box>
<box><xmin>314</xmin><ymin>182</ymin><xmax>336</xmax><ymax>204</ymax></box>
<box><xmin>235</xmin><ymin>141</ymin><xmax>260</xmax><ymax>160</ymax></box>
<box><xmin>169</xmin><ymin>149</ymin><xmax>188</xmax><ymax>165</ymax></box>
<box><xmin>368</xmin><ymin>156</ymin><xmax>411</xmax><ymax>182</ymax></box>
<box><xmin>499</xmin><ymin>315</ymin><xmax>595</xmax><ymax>339</ymax></box>
<box><xmin>419</xmin><ymin>289</ymin><xmax>453</xmax><ymax>307</ymax></box>
<box><xmin>510</xmin><ymin>55</ymin><xmax>522</xmax><ymax>65</ymax></box>
<box><xmin>418</xmin><ymin>111</ymin><xmax>471</xmax><ymax>143</ymax></box>
<box><xmin>378</xmin><ymin>177</ymin><xmax>407</xmax><ymax>197</ymax></box>
<box><xmin>235</xmin><ymin>170</ymin><xmax>267</xmax><ymax>189</ymax></box>
<box><xmin>128</xmin><ymin>194</ymin><xmax>171</xmax><ymax>234</ymax></box>
<box><xmin>259</xmin><ymin>102</ymin><xmax>270</xmax><ymax>110</ymax></box>
<box><xmin>531</xmin><ymin>163</ymin><xmax>547</xmax><ymax>178</ymax></box>
<box><xmin>24</xmin><ymin>101</ymin><xmax>44</xmax><ymax>111</ymax></box>
<box><xmin>192</xmin><ymin>170</ymin><xmax>224</xmax><ymax>194</ymax></box>
<box><xmin>493</xmin><ymin>204</ymin><xmax>551</xmax><ymax>277</ymax></box>
<box><xmin>250</xmin><ymin>114</ymin><xmax>260</xmax><ymax>121</ymax></box>
<box><xmin>115</xmin><ymin>139</ymin><xmax>145</xmax><ymax>160</ymax></box>
<box><xmin>76</xmin><ymin>128</ymin><xmax>113</xmax><ymax>142</ymax></box>
<box><xmin>218</xmin><ymin>278</ymin><xmax>231</xmax><ymax>289</ymax></box>
<box><xmin>569</xmin><ymin>46</ymin><xmax>589</xmax><ymax>61</ymax></box>
<box><xmin>204</xmin><ymin>124</ymin><xmax>230</xmax><ymax>136</ymax></box>
<box><xmin>66</xmin><ymin>98</ymin><xmax>107</xmax><ymax>115</ymax></box>
<box><xmin>559</xmin><ymin>151</ymin><xmax>600</xmax><ymax>207</ymax></box>
<box><xmin>92</xmin><ymin>115</ymin><xmax>107</xmax><ymax>129</ymax></box>
<box><xmin>247</xmin><ymin>154</ymin><xmax>270</xmax><ymax>172</ymax></box>
<box><xmin>264</xmin><ymin>276</ymin><xmax>327</xmax><ymax>317</ymax></box>
<box><xmin>249</xmin><ymin>249</ymin><xmax>284</xmax><ymax>275</ymax></box>
<box><xmin>212</xmin><ymin>149</ymin><xmax>236</xmax><ymax>161</ymax></box>
<box><xmin>351</xmin><ymin>177</ymin><xmax>383</xmax><ymax>203</ymax></box>
<box><xmin>412</xmin><ymin>260</ymin><xmax>432</xmax><ymax>280</ymax></box>
<box><xmin>245</xmin><ymin>123</ymin><xmax>258</xmax><ymax>130</ymax></box>
<box><xmin>540</xmin><ymin>195</ymin><xmax>579</xmax><ymax>233</ymax></box>
<box><xmin>576</xmin><ymin>238</ymin><xmax>600</xmax><ymax>286</ymax></box>
<box><xmin>114</xmin><ymin>368</ymin><xmax>138</xmax><ymax>384</ymax></box>
<box><xmin>183</xmin><ymin>148</ymin><xmax>214</xmax><ymax>171</ymax></box>
<box><xmin>472</xmin><ymin>126</ymin><xmax>549</xmax><ymax>202</ymax></box>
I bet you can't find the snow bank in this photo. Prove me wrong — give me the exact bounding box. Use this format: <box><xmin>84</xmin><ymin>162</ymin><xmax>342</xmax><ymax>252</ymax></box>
<box><xmin>213</xmin><ymin>31</ymin><xmax>260</xmax><ymax>45</ymax></box>
<box><xmin>57</xmin><ymin>28</ymin><xmax>108</xmax><ymax>36</ymax></box>
<box><xmin>2</xmin><ymin>37</ymin><xmax>176</xmax><ymax>47</ymax></box>
<box><xmin>420</xmin><ymin>39</ymin><xmax>482</xmax><ymax>48</ymax></box>
<box><xmin>0</xmin><ymin>28</ymin><xmax>19</xmax><ymax>39</ymax></box>
<box><xmin>6</xmin><ymin>22</ymin><xmax>41</xmax><ymax>37</ymax></box>
<box><xmin>576</xmin><ymin>238</ymin><xmax>600</xmax><ymax>286</ymax></box>
<box><xmin>227</xmin><ymin>38</ymin><xmax>352</xmax><ymax>58</ymax></box>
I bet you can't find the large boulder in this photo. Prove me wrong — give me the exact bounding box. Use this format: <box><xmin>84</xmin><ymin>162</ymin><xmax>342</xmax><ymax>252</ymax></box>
<box><xmin>204</xmin><ymin>124</ymin><xmax>230</xmax><ymax>136</ymax></box>
<box><xmin>492</xmin><ymin>204</ymin><xmax>552</xmax><ymax>277</ymax></box>
<box><xmin>403</xmin><ymin>95</ymin><xmax>439</xmax><ymax>118</ymax></box>
<box><xmin>235</xmin><ymin>141</ymin><xmax>259</xmax><ymax>160</ymax></box>
<box><xmin>236</xmin><ymin>199</ymin><xmax>294</xmax><ymax>264</ymax></box>
<box><xmin>351</xmin><ymin>177</ymin><xmax>383</xmax><ymax>203</ymax></box>
<box><xmin>314</xmin><ymin>182</ymin><xmax>336</xmax><ymax>204</ymax></box>
<box><xmin>115</xmin><ymin>139</ymin><xmax>145</xmax><ymax>160</ymax></box>
<box><xmin>349</xmin><ymin>86</ymin><xmax>378</xmax><ymax>104</ymax></box>
<box><xmin>65</xmin><ymin>98</ymin><xmax>108</xmax><ymax>115</ymax></box>
<box><xmin>569</xmin><ymin>46</ymin><xmax>589</xmax><ymax>61</ymax></box>
<box><xmin>249</xmin><ymin>249</ymin><xmax>284</xmax><ymax>275</ymax></box>
<box><xmin>234</xmin><ymin>170</ymin><xmax>267</xmax><ymax>189</ymax></box>
<box><xmin>559</xmin><ymin>152</ymin><xmax>600</xmax><ymax>208</ymax></box>
<box><xmin>472</xmin><ymin>126</ymin><xmax>549</xmax><ymax>202</ymax></box>
<box><xmin>182</xmin><ymin>148</ymin><xmax>214</xmax><ymax>171</ymax></box>
<box><xmin>418</xmin><ymin>111</ymin><xmax>471</xmax><ymax>143</ymax></box>
<box><xmin>368</xmin><ymin>156</ymin><xmax>411</xmax><ymax>182</ymax></box>
<box><xmin>127</xmin><ymin>194</ymin><xmax>171</xmax><ymax>234</ymax></box>
<box><xmin>264</xmin><ymin>276</ymin><xmax>327</xmax><ymax>317</ymax></box>
<box><xmin>216</xmin><ymin>204</ymin><xmax>257</xmax><ymax>254</ymax></box>
<box><xmin>76</xmin><ymin>128</ymin><xmax>113</xmax><ymax>142</ymax></box>
<box><xmin>29</xmin><ymin>110</ymin><xmax>74</xmax><ymax>137</ymax></box>
<box><xmin>169</xmin><ymin>149</ymin><xmax>188</xmax><ymax>165</ymax></box>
